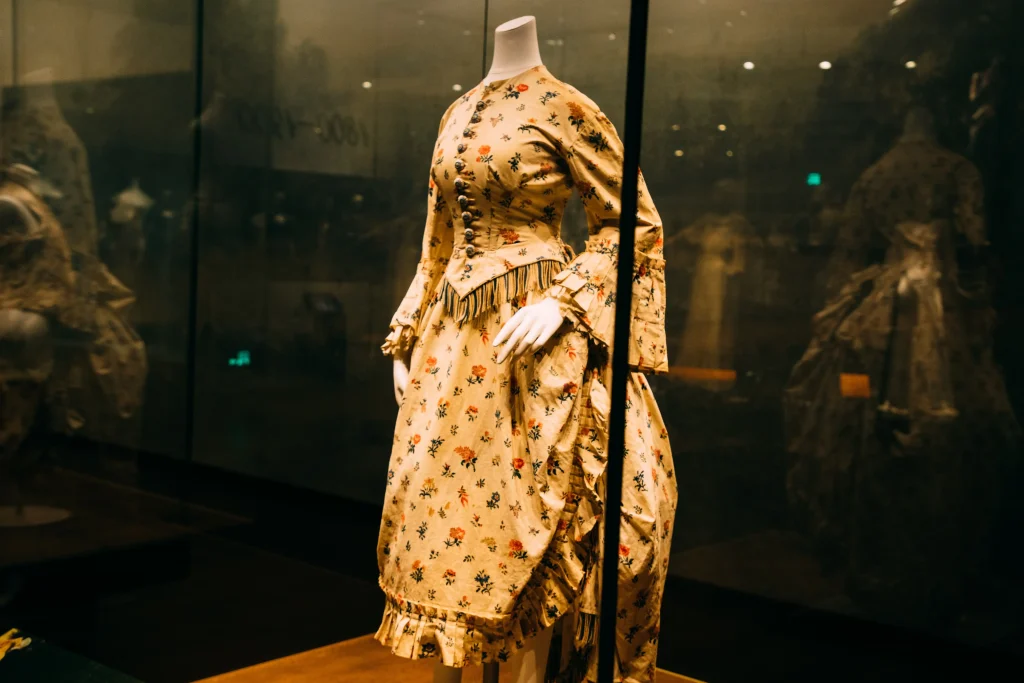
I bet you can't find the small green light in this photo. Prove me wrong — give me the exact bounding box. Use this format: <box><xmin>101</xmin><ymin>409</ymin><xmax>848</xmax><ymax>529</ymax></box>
<box><xmin>807</xmin><ymin>173</ymin><xmax>822</xmax><ymax>186</ymax></box>
<box><xmin>228</xmin><ymin>350</ymin><xmax>251</xmax><ymax>367</ymax></box>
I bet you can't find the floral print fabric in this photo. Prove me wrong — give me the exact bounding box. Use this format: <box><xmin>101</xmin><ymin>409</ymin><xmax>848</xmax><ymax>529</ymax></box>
<box><xmin>376</xmin><ymin>67</ymin><xmax>677</xmax><ymax>682</ymax></box>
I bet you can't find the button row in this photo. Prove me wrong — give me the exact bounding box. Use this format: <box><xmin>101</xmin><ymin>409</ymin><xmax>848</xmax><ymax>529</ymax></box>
<box><xmin>456</xmin><ymin>98</ymin><xmax>488</xmax><ymax>258</ymax></box>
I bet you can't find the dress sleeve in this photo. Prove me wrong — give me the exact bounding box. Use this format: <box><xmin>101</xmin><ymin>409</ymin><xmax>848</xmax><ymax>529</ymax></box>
<box><xmin>382</xmin><ymin>131</ymin><xmax>455</xmax><ymax>357</ymax></box>
<box><xmin>545</xmin><ymin>98</ymin><xmax>668</xmax><ymax>373</ymax></box>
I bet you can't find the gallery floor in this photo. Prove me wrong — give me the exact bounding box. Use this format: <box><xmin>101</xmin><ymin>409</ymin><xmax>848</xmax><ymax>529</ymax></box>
<box><xmin>196</xmin><ymin>634</ymin><xmax>701</xmax><ymax>683</ymax></box>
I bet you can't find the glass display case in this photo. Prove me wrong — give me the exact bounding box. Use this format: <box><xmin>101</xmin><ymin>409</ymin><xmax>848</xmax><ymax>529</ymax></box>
<box><xmin>1</xmin><ymin>1</ymin><xmax>1021</xmax><ymax>682</ymax></box>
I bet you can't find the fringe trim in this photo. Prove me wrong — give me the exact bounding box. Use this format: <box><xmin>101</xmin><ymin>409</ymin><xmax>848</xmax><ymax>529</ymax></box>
<box><xmin>440</xmin><ymin>260</ymin><xmax>563</xmax><ymax>324</ymax></box>
<box><xmin>575</xmin><ymin>612</ymin><xmax>598</xmax><ymax>647</ymax></box>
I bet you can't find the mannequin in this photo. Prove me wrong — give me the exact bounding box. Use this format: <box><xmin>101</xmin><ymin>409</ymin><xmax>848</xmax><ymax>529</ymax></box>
<box><xmin>0</xmin><ymin>164</ymin><xmax>72</xmax><ymax>527</ymax></box>
<box><xmin>393</xmin><ymin>15</ymin><xmax>565</xmax><ymax>683</ymax></box>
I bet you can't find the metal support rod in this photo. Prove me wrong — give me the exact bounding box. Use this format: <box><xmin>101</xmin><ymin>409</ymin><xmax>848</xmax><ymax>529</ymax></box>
<box><xmin>597</xmin><ymin>1</ymin><xmax>651</xmax><ymax>682</ymax></box>
<box><xmin>10</xmin><ymin>0</ymin><xmax>18</xmax><ymax>85</ymax></box>
<box><xmin>183</xmin><ymin>0</ymin><xmax>206</xmax><ymax>477</ymax></box>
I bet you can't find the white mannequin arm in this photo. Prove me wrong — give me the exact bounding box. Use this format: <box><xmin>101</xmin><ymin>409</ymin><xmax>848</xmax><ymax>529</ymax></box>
<box><xmin>493</xmin><ymin>298</ymin><xmax>565</xmax><ymax>364</ymax></box>
<box><xmin>393</xmin><ymin>356</ymin><xmax>410</xmax><ymax>406</ymax></box>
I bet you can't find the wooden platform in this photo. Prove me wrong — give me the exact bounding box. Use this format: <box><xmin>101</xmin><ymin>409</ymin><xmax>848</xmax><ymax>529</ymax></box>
<box><xmin>196</xmin><ymin>634</ymin><xmax>702</xmax><ymax>683</ymax></box>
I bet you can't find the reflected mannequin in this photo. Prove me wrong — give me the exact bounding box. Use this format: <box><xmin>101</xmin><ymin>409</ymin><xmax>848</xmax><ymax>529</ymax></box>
<box><xmin>1</xmin><ymin>70</ymin><xmax>148</xmax><ymax>447</ymax></box>
<box><xmin>0</xmin><ymin>165</ymin><xmax>76</xmax><ymax>527</ymax></box>
<box><xmin>669</xmin><ymin>180</ymin><xmax>750</xmax><ymax>391</ymax></box>
<box><xmin>784</xmin><ymin>106</ymin><xmax>1020</xmax><ymax>625</ymax></box>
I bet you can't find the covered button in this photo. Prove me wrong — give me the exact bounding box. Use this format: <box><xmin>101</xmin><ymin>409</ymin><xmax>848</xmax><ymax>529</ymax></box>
<box><xmin>457</xmin><ymin>143</ymin><xmax>467</xmax><ymax>153</ymax></box>
<box><xmin>454</xmin><ymin>178</ymin><xmax>467</xmax><ymax>191</ymax></box>
<box><xmin>463</xmin><ymin>228</ymin><xmax>475</xmax><ymax>240</ymax></box>
<box><xmin>454</xmin><ymin>159</ymin><xmax>465</xmax><ymax>171</ymax></box>
<box><xmin>461</xmin><ymin>211</ymin><xmax>473</xmax><ymax>223</ymax></box>
<box><xmin>475</xmin><ymin>100</ymin><xmax>487</xmax><ymax>111</ymax></box>
<box><xmin>463</xmin><ymin>128</ymin><xmax>473</xmax><ymax>137</ymax></box>
<box><xmin>470</xmin><ymin>113</ymin><xmax>481</xmax><ymax>123</ymax></box>
<box><xmin>457</xmin><ymin>195</ymin><xmax>470</xmax><ymax>209</ymax></box>
<box><xmin>466</xmin><ymin>245</ymin><xmax>478</xmax><ymax>257</ymax></box>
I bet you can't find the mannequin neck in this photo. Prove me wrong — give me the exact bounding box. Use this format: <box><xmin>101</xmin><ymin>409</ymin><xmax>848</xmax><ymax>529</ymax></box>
<box><xmin>485</xmin><ymin>16</ymin><xmax>544</xmax><ymax>84</ymax></box>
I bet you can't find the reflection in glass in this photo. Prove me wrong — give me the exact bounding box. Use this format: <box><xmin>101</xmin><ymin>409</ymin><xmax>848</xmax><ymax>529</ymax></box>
<box><xmin>785</xmin><ymin>105</ymin><xmax>1020</xmax><ymax>626</ymax></box>
<box><xmin>670</xmin><ymin>179</ymin><xmax>750</xmax><ymax>391</ymax></box>
<box><xmin>1</xmin><ymin>71</ymin><xmax>147</xmax><ymax>453</ymax></box>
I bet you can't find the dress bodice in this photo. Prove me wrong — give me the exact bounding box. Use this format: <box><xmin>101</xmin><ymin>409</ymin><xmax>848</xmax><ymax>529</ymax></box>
<box><xmin>386</xmin><ymin>66</ymin><xmax>669</xmax><ymax>373</ymax></box>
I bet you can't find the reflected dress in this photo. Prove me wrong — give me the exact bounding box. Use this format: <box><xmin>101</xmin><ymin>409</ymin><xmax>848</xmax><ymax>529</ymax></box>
<box><xmin>784</xmin><ymin>137</ymin><xmax>1020</xmax><ymax>621</ymax></box>
<box><xmin>674</xmin><ymin>213</ymin><xmax>748</xmax><ymax>389</ymax></box>
<box><xmin>376</xmin><ymin>67</ymin><xmax>677</xmax><ymax>683</ymax></box>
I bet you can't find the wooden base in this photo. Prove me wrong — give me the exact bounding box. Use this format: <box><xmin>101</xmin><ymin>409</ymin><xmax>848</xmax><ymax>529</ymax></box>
<box><xmin>195</xmin><ymin>634</ymin><xmax>703</xmax><ymax>683</ymax></box>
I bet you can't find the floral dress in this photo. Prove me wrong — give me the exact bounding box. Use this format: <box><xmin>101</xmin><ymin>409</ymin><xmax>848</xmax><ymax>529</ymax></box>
<box><xmin>377</xmin><ymin>66</ymin><xmax>677</xmax><ymax>683</ymax></box>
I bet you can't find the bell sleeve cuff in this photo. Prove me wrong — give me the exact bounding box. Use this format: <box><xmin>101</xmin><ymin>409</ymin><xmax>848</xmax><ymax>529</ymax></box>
<box><xmin>546</xmin><ymin>230</ymin><xmax>668</xmax><ymax>373</ymax></box>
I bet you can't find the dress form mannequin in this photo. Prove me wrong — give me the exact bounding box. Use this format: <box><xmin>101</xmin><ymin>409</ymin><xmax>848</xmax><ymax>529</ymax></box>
<box><xmin>396</xmin><ymin>16</ymin><xmax>565</xmax><ymax>683</ymax></box>
<box><xmin>0</xmin><ymin>165</ymin><xmax>71</xmax><ymax>527</ymax></box>
<box><xmin>484</xmin><ymin>16</ymin><xmax>544</xmax><ymax>83</ymax></box>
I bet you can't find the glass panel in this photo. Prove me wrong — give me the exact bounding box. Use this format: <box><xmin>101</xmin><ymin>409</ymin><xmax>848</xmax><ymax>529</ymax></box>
<box><xmin>643</xmin><ymin>0</ymin><xmax>1024</xmax><ymax>679</ymax></box>
<box><xmin>1</xmin><ymin>0</ymin><xmax>198</xmax><ymax>678</ymax></box>
<box><xmin>192</xmin><ymin>1</ymin><xmax>487</xmax><ymax>503</ymax></box>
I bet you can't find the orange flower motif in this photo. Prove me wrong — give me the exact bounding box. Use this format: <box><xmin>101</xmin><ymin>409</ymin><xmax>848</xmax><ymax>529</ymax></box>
<box><xmin>450</xmin><ymin>527</ymin><xmax>466</xmax><ymax>541</ymax></box>
<box><xmin>471</xmin><ymin>365</ymin><xmax>487</xmax><ymax>378</ymax></box>
<box><xmin>567</xmin><ymin>102</ymin><xmax>585</xmax><ymax>119</ymax></box>
<box><xmin>619</xmin><ymin>544</ymin><xmax>630</xmax><ymax>557</ymax></box>
<box><xmin>478</xmin><ymin>145</ymin><xmax>491</xmax><ymax>155</ymax></box>
<box><xmin>557</xmin><ymin>519</ymin><xmax>569</xmax><ymax>531</ymax></box>
<box><xmin>509</xmin><ymin>539</ymin><xmax>524</xmax><ymax>552</ymax></box>
<box><xmin>455</xmin><ymin>445</ymin><xmax>476</xmax><ymax>464</ymax></box>
<box><xmin>517</xmin><ymin>83</ymin><xmax>529</xmax><ymax>92</ymax></box>
<box><xmin>443</xmin><ymin>569</ymin><xmax>456</xmax><ymax>578</ymax></box>
<box><xmin>426</xmin><ymin>356</ymin><xmax>437</xmax><ymax>368</ymax></box>
<box><xmin>499</xmin><ymin>229</ymin><xmax>520</xmax><ymax>244</ymax></box>
<box><xmin>467</xmin><ymin>406</ymin><xmax>479</xmax><ymax>414</ymax></box>
<box><xmin>577</xmin><ymin>181</ymin><xmax>594</xmax><ymax>195</ymax></box>
<box><xmin>412</xmin><ymin>434</ymin><xmax>422</xmax><ymax>444</ymax></box>
<box><xmin>528</xmin><ymin>117</ymin><xmax>537</xmax><ymax>124</ymax></box>
<box><xmin>412</xmin><ymin>560</ymin><xmax>422</xmax><ymax>570</ymax></box>
<box><xmin>562</xmin><ymin>382</ymin><xmax>578</xmax><ymax>395</ymax></box>
<box><xmin>512</xmin><ymin>457</ymin><xmax>525</xmax><ymax>470</ymax></box>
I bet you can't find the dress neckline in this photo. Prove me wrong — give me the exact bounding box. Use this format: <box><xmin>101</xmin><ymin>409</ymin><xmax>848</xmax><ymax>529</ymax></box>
<box><xmin>479</xmin><ymin>64</ymin><xmax>548</xmax><ymax>91</ymax></box>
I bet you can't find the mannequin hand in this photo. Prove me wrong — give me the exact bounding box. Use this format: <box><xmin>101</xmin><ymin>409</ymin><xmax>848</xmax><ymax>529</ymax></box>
<box><xmin>493</xmin><ymin>298</ymin><xmax>565</xmax><ymax>364</ymax></box>
<box><xmin>393</xmin><ymin>357</ymin><xmax>410</xmax><ymax>406</ymax></box>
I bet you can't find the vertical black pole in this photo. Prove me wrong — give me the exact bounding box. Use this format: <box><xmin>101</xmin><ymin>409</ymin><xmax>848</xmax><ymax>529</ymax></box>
<box><xmin>597</xmin><ymin>1</ymin><xmax>650</xmax><ymax>682</ymax></box>
<box><xmin>481</xmin><ymin>0</ymin><xmax>490</xmax><ymax>79</ymax></box>
<box><xmin>10</xmin><ymin>0</ymin><xmax>18</xmax><ymax>85</ymax></box>
<box><xmin>183</xmin><ymin>0</ymin><xmax>206</xmax><ymax>475</ymax></box>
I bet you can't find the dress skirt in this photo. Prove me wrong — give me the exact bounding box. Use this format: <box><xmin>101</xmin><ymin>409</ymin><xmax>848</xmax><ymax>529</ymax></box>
<box><xmin>376</xmin><ymin>286</ymin><xmax>677</xmax><ymax>682</ymax></box>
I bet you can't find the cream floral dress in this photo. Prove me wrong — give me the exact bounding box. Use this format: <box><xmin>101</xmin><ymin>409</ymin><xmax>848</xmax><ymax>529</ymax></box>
<box><xmin>377</xmin><ymin>66</ymin><xmax>676</xmax><ymax>683</ymax></box>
